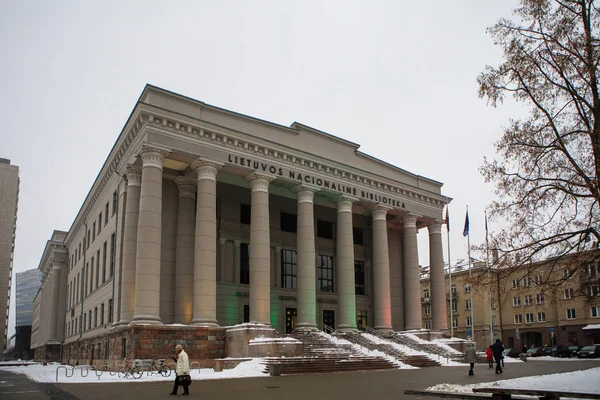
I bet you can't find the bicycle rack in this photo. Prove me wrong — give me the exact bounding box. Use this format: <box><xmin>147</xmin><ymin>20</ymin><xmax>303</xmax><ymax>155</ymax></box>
<box><xmin>55</xmin><ymin>366</ymin><xmax>73</xmax><ymax>382</ymax></box>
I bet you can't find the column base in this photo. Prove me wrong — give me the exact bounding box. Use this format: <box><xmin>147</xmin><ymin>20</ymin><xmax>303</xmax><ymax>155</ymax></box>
<box><xmin>191</xmin><ymin>319</ymin><xmax>220</xmax><ymax>328</ymax></box>
<box><xmin>294</xmin><ymin>324</ymin><xmax>318</xmax><ymax>332</ymax></box>
<box><xmin>129</xmin><ymin>315</ymin><xmax>163</xmax><ymax>325</ymax></box>
<box><xmin>113</xmin><ymin>320</ymin><xmax>131</xmax><ymax>328</ymax></box>
<box><xmin>336</xmin><ymin>325</ymin><xmax>358</xmax><ymax>333</ymax></box>
<box><xmin>374</xmin><ymin>325</ymin><xmax>394</xmax><ymax>333</ymax></box>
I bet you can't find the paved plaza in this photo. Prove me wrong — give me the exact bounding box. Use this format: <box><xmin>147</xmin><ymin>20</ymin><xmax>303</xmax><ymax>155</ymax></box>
<box><xmin>1</xmin><ymin>360</ymin><xmax>599</xmax><ymax>400</ymax></box>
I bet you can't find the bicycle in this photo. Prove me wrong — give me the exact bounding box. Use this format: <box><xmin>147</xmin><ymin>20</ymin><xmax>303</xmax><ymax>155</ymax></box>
<box><xmin>118</xmin><ymin>358</ymin><xmax>143</xmax><ymax>379</ymax></box>
<box><xmin>147</xmin><ymin>359</ymin><xmax>172</xmax><ymax>377</ymax></box>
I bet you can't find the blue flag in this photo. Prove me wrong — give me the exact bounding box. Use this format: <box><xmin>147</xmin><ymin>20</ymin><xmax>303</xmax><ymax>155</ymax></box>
<box><xmin>463</xmin><ymin>210</ymin><xmax>470</xmax><ymax>237</ymax></box>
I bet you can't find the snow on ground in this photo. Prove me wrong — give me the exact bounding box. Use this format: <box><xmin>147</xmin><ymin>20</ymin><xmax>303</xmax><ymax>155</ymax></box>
<box><xmin>427</xmin><ymin>367</ymin><xmax>600</xmax><ymax>394</ymax></box>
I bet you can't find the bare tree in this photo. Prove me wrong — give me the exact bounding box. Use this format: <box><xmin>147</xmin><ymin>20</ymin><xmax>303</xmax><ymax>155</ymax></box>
<box><xmin>478</xmin><ymin>0</ymin><xmax>600</xmax><ymax>293</ymax></box>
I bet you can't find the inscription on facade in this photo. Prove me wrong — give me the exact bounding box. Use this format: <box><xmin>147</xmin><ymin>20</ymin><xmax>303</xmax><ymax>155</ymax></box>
<box><xmin>227</xmin><ymin>154</ymin><xmax>406</xmax><ymax>209</ymax></box>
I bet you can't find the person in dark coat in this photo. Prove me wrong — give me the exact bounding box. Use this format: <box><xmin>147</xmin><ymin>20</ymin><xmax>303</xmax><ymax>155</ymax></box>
<box><xmin>491</xmin><ymin>339</ymin><xmax>504</xmax><ymax>374</ymax></box>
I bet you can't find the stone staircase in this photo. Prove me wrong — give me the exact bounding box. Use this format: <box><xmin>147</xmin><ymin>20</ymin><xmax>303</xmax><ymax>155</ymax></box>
<box><xmin>390</xmin><ymin>333</ymin><xmax>464</xmax><ymax>362</ymax></box>
<box><xmin>261</xmin><ymin>331</ymin><xmax>397</xmax><ymax>375</ymax></box>
<box><xmin>338</xmin><ymin>332</ymin><xmax>442</xmax><ymax>367</ymax></box>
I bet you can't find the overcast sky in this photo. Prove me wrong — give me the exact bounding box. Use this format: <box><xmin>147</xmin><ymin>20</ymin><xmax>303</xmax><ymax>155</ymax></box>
<box><xmin>1</xmin><ymin>0</ymin><xmax>526</xmax><ymax>336</ymax></box>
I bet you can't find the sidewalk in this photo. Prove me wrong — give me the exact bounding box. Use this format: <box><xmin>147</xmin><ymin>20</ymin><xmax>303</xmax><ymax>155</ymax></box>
<box><xmin>4</xmin><ymin>359</ymin><xmax>600</xmax><ymax>400</ymax></box>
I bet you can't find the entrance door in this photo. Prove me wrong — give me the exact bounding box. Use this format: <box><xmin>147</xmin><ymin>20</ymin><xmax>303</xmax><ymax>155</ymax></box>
<box><xmin>323</xmin><ymin>310</ymin><xmax>335</xmax><ymax>330</ymax></box>
<box><xmin>285</xmin><ymin>308</ymin><xmax>297</xmax><ymax>333</ymax></box>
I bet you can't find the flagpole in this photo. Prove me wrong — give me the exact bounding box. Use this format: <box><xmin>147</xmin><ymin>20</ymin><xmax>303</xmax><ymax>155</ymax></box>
<box><xmin>466</xmin><ymin>206</ymin><xmax>474</xmax><ymax>342</ymax></box>
<box><xmin>446</xmin><ymin>207</ymin><xmax>453</xmax><ymax>338</ymax></box>
<box><xmin>485</xmin><ymin>210</ymin><xmax>494</xmax><ymax>345</ymax></box>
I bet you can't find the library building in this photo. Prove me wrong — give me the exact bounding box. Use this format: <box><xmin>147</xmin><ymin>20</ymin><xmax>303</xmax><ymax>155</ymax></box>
<box><xmin>31</xmin><ymin>85</ymin><xmax>451</xmax><ymax>366</ymax></box>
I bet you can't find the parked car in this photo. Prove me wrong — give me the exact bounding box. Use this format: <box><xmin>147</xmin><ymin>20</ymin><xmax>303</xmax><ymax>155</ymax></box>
<box><xmin>549</xmin><ymin>345</ymin><xmax>571</xmax><ymax>358</ymax></box>
<box><xmin>526</xmin><ymin>347</ymin><xmax>543</xmax><ymax>357</ymax></box>
<box><xmin>541</xmin><ymin>346</ymin><xmax>553</xmax><ymax>357</ymax></box>
<box><xmin>577</xmin><ymin>345</ymin><xmax>600</xmax><ymax>358</ymax></box>
<box><xmin>568</xmin><ymin>345</ymin><xmax>582</xmax><ymax>357</ymax></box>
<box><xmin>503</xmin><ymin>348</ymin><xmax>520</xmax><ymax>358</ymax></box>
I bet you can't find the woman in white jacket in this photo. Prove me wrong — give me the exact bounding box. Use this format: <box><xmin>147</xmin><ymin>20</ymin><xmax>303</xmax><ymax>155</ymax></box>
<box><xmin>170</xmin><ymin>344</ymin><xmax>190</xmax><ymax>395</ymax></box>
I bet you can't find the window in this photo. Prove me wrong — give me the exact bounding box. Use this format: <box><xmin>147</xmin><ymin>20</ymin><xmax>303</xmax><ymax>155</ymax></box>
<box><xmin>564</xmin><ymin>288</ymin><xmax>574</xmax><ymax>299</ymax></box>
<box><xmin>512</xmin><ymin>279</ymin><xmax>520</xmax><ymax>289</ymax></box>
<box><xmin>592</xmin><ymin>306</ymin><xmax>600</xmax><ymax>318</ymax></box>
<box><xmin>94</xmin><ymin>307</ymin><xmax>98</xmax><ymax>327</ymax></box>
<box><xmin>102</xmin><ymin>241</ymin><xmax>107</xmax><ymax>283</ymax></box>
<box><xmin>536</xmin><ymin>294</ymin><xmax>545</xmax><ymax>304</ymax></box>
<box><xmin>240</xmin><ymin>243</ymin><xmax>249</xmax><ymax>284</ymax></box>
<box><xmin>92</xmin><ymin>223</ymin><xmax>96</xmax><ymax>241</ymax></box>
<box><xmin>564</xmin><ymin>268</ymin><xmax>571</xmax><ymax>278</ymax></box>
<box><xmin>86</xmin><ymin>263</ymin><xmax>90</xmax><ymax>296</ymax></box>
<box><xmin>83</xmin><ymin>314</ymin><xmax>87</xmax><ymax>331</ymax></box>
<box><xmin>586</xmin><ymin>285</ymin><xmax>600</xmax><ymax>297</ymax></box>
<box><xmin>108</xmin><ymin>299</ymin><xmax>113</xmax><ymax>323</ymax></box>
<box><xmin>96</xmin><ymin>250</ymin><xmax>100</xmax><ymax>288</ymax></box>
<box><xmin>492</xmin><ymin>315</ymin><xmax>497</xmax><ymax>326</ymax></box>
<box><xmin>318</xmin><ymin>255</ymin><xmax>334</xmax><ymax>292</ymax></box>
<box><xmin>451</xmin><ymin>300</ymin><xmax>458</xmax><ymax>312</ymax></box>
<box><xmin>240</xmin><ymin>203</ymin><xmax>251</xmax><ymax>225</ymax></box>
<box><xmin>317</xmin><ymin>220</ymin><xmax>333</xmax><ymax>239</ymax></box>
<box><xmin>104</xmin><ymin>202</ymin><xmax>109</xmax><ymax>225</ymax></box>
<box><xmin>355</xmin><ymin>261</ymin><xmax>365</xmax><ymax>295</ymax></box>
<box><xmin>513</xmin><ymin>296</ymin><xmax>521</xmax><ymax>307</ymax></box>
<box><xmin>514</xmin><ymin>314</ymin><xmax>523</xmax><ymax>324</ymax></box>
<box><xmin>98</xmin><ymin>214</ymin><xmax>102</xmax><ymax>234</ymax></box>
<box><xmin>110</xmin><ymin>233</ymin><xmax>116</xmax><ymax>277</ymax></box>
<box><xmin>425</xmin><ymin>320</ymin><xmax>431</xmax><ymax>329</ymax></box>
<box><xmin>524</xmin><ymin>295</ymin><xmax>533</xmax><ymax>305</ymax></box>
<box><xmin>537</xmin><ymin>312</ymin><xmax>546</xmax><ymax>322</ymax></box>
<box><xmin>100</xmin><ymin>303</ymin><xmax>105</xmax><ymax>325</ymax></box>
<box><xmin>466</xmin><ymin>316</ymin><xmax>472</xmax><ymax>326</ymax></box>
<box><xmin>280</xmin><ymin>212</ymin><xmax>297</xmax><ymax>233</ymax></box>
<box><xmin>76</xmin><ymin>273</ymin><xmax>80</xmax><ymax>303</ymax></box>
<box><xmin>491</xmin><ymin>299</ymin><xmax>496</xmax><ymax>309</ymax></box>
<box><xmin>585</xmin><ymin>262</ymin><xmax>597</xmax><ymax>277</ymax></box>
<box><xmin>424</xmin><ymin>305</ymin><xmax>431</xmax><ymax>315</ymax></box>
<box><xmin>465</xmin><ymin>299</ymin><xmax>472</xmax><ymax>310</ymax></box>
<box><xmin>353</xmin><ymin>227</ymin><xmax>364</xmax><ymax>245</ymax></box>
<box><xmin>281</xmin><ymin>249</ymin><xmax>297</xmax><ymax>288</ymax></box>
<box><xmin>87</xmin><ymin>230</ymin><xmax>91</xmax><ymax>248</ymax></box>
<box><xmin>452</xmin><ymin>318</ymin><xmax>458</xmax><ymax>328</ymax></box>
<box><xmin>526</xmin><ymin>313</ymin><xmax>534</xmax><ymax>323</ymax></box>
<box><xmin>464</xmin><ymin>284</ymin><xmax>471</xmax><ymax>293</ymax></box>
<box><xmin>534</xmin><ymin>275</ymin><xmax>543</xmax><ymax>286</ymax></box>
<box><xmin>523</xmin><ymin>277</ymin><xmax>532</xmax><ymax>287</ymax></box>
<box><xmin>356</xmin><ymin>310</ymin><xmax>367</xmax><ymax>329</ymax></box>
<box><xmin>451</xmin><ymin>285</ymin><xmax>457</xmax><ymax>295</ymax></box>
<box><xmin>78</xmin><ymin>243</ymin><xmax>81</xmax><ymax>259</ymax></box>
<box><xmin>566</xmin><ymin>309</ymin><xmax>576</xmax><ymax>319</ymax></box>
<box><xmin>112</xmin><ymin>190</ymin><xmax>118</xmax><ymax>216</ymax></box>
<box><xmin>88</xmin><ymin>310</ymin><xmax>92</xmax><ymax>330</ymax></box>
<box><xmin>423</xmin><ymin>289</ymin><xmax>430</xmax><ymax>299</ymax></box>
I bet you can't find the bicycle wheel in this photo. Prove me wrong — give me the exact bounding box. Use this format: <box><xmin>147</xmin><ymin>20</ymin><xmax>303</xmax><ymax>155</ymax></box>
<box><xmin>131</xmin><ymin>366</ymin><xmax>143</xmax><ymax>379</ymax></box>
<box><xmin>159</xmin><ymin>365</ymin><xmax>172</xmax><ymax>377</ymax></box>
<box><xmin>117</xmin><ymin>367</ymin><xmax>129</xmax><ymax>379</ymax></box>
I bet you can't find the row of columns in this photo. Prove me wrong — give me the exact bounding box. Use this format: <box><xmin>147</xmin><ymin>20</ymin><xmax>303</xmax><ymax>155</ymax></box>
<box><xmin>116</xmin><ymin>144</ymin><xmax>448</xmax><ymax>332</ymax></box>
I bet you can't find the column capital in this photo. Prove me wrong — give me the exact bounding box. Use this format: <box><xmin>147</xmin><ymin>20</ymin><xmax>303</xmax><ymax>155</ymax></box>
<box><xmin>174</xmin><ymin>176</ymin><xmax>197</xmax><ymax>199</ymax></box>
<box><xmin>292</xmin><ymin>185</ymin><xmax>318</xmax><ymax>204</ymax></box>
<box><xmin>335</xmin><ymin>196</ymin><xmax>358</xmax><ymax>213</ymax></box>
<box><xmin>139</xmin><ymin>145</ymin><xmax>169</xmax><ymax>169</ymax></box>
<box><xmin>233</xmin><ymin>240</ymin><xmax>242</xmax><ymax>247</ymax></box>
<box><xmin>191</xmin><ymin>158</ymin><xmax>222</xmax><ymax>181</ymax></box>
<box><xmin>219</xmin><ymin>237</ymin><xmax>228</xmax><ymax>245</ymax></box>
<box><xmin>403</xmin><ymin>213</ymin><xmax>418</xmax><ymax>228</ymax></box>
<box><xmin>124</xmin><ymin>166</ymin><xmax>142</xmax><ymax>187</ymax></box>
<box><xmin>369</xmin><ymin>205</ymin><xmax>391</xmax><ymax>221</ymax></box>
<box><xmin>428</xmin><ymin>220</ymin><xmax>443</xmax><ymax>235</ymax></box>
<box><xmin>245</xmin><ymin>172</ymin><xmax>275</xmax><ymax>193</ymax></box>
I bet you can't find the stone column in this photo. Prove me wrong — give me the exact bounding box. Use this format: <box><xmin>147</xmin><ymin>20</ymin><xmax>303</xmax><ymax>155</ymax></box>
<box><xmin>246</xmin><ymin>173</ymin><xmax>274</xmax><ymax>325</ymax></box>
<box><xmin>336</xmin><ymin>197</ymin><xmax>357</xmax><ymax>331</ymax></box>
<box><xmin>219</xmin><ymin>238</ymin><xmax>227</xmax><ymax>282</ymax></box>
<box><xmin>116</xmin><ymin>166</ymin><xmax>142</xmax><ymax>325</ymax></box>
<box><xmin>191</xmin><ymin>159</ymin><xmax>222</xmax><ymax>327</ymax></box>
<box><xmin>403</xmin><ymin>214</ymin><xmax>422</xmax><ymax>330</ymax></box>
<box><xmin>48</xmin><ymin>265</ymin><xmax>61</xmax><ymax>341</ymax></box>
<box><xmin>131</xmin><ymin>146</ymin><xmax>169</xmax><ymax>325</ymax></box>
<box><xmin>388</xmin><ymin>228</ymin><xmax>405</xmax><ymax>331</ymax></box>
<box><xmin>294</xmin><ymin>186</ymin><xmax>318</xmax><ymax>331</ymax></box>
<box><xmin>371</xmin><ymin>206</ymin><xmax>393</xmax><ymax>331</ymax></box>
<box><xmin>174</xmin><ymin>176</ymin><xmax>196</xmax><ymax>325</ymax></box>
<box><xmin>429</xmin><ymin>221</ymin><xmax>448</xmax><ymax>330</ymax></box>
<box><xmin>233</xmin><ymin>240</ymin><xmax>241</xmax><ymax>284</ymax></box>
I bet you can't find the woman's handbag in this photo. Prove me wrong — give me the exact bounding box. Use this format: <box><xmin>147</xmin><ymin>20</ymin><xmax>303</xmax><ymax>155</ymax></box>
<box><xmin>176</xmin><ymin>374</ymin><xmax>192</xmax><ymax>386</ymax></box>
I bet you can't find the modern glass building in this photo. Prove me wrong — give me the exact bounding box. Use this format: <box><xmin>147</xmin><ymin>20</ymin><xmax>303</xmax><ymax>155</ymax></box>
<box><xmin>16</xmin><ymin>269</ymin><xmax>41</xmax><ymax>327</ymax></box>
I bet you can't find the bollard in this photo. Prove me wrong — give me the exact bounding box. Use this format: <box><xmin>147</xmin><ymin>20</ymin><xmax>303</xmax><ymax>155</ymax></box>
<box><xmin>269</xmin><ymin>365</ymin><xmax>281</xmax><ymax>377</ymax></box>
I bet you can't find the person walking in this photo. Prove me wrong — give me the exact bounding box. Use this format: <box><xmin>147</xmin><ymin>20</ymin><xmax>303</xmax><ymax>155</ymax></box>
<box><xmin>170</xmin><ymin>344</ymin><xmax>191</xmax><ymax>395</ymax></box>
<box><xmin>486</xmin><ymin>345</ymin><xmax>494</xmax><ymax>368</ymax></box>
<box><xmin>465</xmin><ymin>342</ymin><xmax>477</xmax><ymax>376</ymax></box>
<box><xmin>491</xmin><ymin>338</ymin><xmax>504</xmax><ymax>374</ymax></box>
